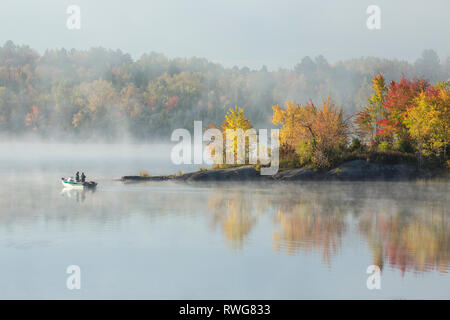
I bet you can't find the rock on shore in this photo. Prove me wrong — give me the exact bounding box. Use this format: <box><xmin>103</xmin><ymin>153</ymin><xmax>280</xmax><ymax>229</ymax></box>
<box><xmin>121</xmin><ymin>160</ymin><xmax>426</xmax><ymax>183</ymax></box>
<box><xmin>325</xmin><ymin>160</ymin><xmax>418</xmax><ymax>180</ymax></box>
<box><xmin>176</xmin><ymin>166</ymin><xmax>262</xmax><ymax>182</ymax></box>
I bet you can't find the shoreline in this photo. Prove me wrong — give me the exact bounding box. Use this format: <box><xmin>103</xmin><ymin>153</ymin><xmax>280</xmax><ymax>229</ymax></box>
<box><xmin>121</xmin><ymin>160</ymin><xmax>448</xmax><ymax>183</ymax></box>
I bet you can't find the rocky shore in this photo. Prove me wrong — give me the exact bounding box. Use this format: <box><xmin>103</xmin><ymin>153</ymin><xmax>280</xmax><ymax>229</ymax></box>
<box><xmin>121</xmin><ymin>160</ymin><xmax>447</xmax><ymax>183</ymax></box>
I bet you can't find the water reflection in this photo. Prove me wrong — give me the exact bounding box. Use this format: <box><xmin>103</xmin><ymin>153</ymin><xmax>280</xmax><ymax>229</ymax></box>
<box><xmin>207</xmin><ymin>190</ymin><xmax>266</xmax><ymax>249</ymax></box>
<box><xmin>61</xmin><ymin>187</ymin><xmax>96</xmax><ymax>202</ymax></box>
<box><xmin>273</xmin><ymin>202</ymin><xmax>345</xmax><ymax>265</ymax></box>
<box><xmin>0</xmin><ymin>175</ymin><xmax>448</xmax><ymax>276</ymax></box>
<box><xmin>359</xmin><ymin>208</ymin><xmax>449</xmax><ymax>274</ymax></box>
<box><xmin>204</xmin><ymin>182</ymin><xmax>449</xmax><ymax>274</ymax></box>
<box><xmin>1</xmin><ymin>144</ymin><xmax>448</xmax><ymax>298</ymax></box>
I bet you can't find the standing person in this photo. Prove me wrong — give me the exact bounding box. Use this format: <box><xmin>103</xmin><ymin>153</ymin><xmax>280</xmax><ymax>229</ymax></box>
<box><xmin>75</xmin><ymin>172</ymin><xmax>80</xmax><ymax>182</ymax></box>
<box><xmin>81</xmin><ymin>172</ymin><xmax>86</xmax><ymax>183</ymax></box>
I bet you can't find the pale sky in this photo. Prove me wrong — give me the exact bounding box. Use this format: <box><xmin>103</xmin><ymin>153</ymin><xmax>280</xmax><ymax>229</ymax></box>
<box><xmin>0</xmin><ymin>0</ymin><xmax>449</xmax><ymax>69</ymax></box>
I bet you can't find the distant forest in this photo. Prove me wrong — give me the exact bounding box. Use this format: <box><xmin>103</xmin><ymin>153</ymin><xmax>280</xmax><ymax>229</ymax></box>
<box><xmin>0</xmin><ymin>40</ymin><xmax>449</xmax><ymax>140</ymax></box>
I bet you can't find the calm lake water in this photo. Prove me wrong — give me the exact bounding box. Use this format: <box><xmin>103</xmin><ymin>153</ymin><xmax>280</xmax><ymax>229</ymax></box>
<box><xmin>0</xmin><ymin>143</ymin><xmax>449</xmax><ymax>299</ymax></box>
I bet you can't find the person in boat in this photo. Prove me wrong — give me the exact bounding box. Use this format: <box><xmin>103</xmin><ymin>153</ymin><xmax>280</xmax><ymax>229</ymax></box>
<box><xmin>75</xmin><ymin>172</ymin><xmax>80</xmax><ymax>182</ymax></box>
<box><xmin>81</xmin><ymin>172</ymin><xmax>86</xmax><ymax>183</ymax></box>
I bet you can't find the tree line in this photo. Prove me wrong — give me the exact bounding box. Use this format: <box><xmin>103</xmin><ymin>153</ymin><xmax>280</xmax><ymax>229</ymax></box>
<box><xmin>216</xmin><ymin>74</ymin><xmax>449</xmax><ymax>170</ymax></box>
<box><xmin>0</xmin><ymin>40</ymin><xmax>449</xmax><ymax>143</ymax></box>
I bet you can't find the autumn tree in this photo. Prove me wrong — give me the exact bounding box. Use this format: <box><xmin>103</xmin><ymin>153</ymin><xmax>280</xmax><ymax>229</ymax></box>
<box><xmin>354</xmin><ymin>73</ymin><xmax>387</xmax><ymax>145</ymax></box>
<box><xmin>71</xmin><ymin>79</ymin><xmax>120</xmax><ymax>136</ymax></box>
<box><xmin>405</xmin><ymin>82</ymin><xmax>450</xmax><ymax>166</ymax></box>
<box><xmin>25</xmin><ymin>105</ymin><xmax>40</xmax><ymax>130</ymax></box>
<box><xmin>220</xmin><ymin>106</ymin><xmax>253</xmax><ymax>165</ymax></box>
<box><xmin>0</xmin><ymin>41</ymin><xmax>449</xmax><ymax>142</ymax></box>
<box><xmin>273</xmin><ymin>97</ymin><xmax>350</xmax><ymax>168</ymax></box>
<box><xmin>378</xmin><ymin>75</ymin><xmax>430</xmax><ymax>142</ymax></box>
<box><xmin>0</xmin><ymin>86</ymin><xmax>13</xmax><ymax>131</ymax></box>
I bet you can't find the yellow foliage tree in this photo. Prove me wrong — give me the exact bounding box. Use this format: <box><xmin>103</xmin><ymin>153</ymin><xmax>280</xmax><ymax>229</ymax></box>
<box><xmin>272</xmin><ymin>100</ymin><xmax>299</xmax><ymax>148</ymax></box>
<box><xmin>220</xmin><ymin>106</ymin><xmax>253</xmax><ymax>165</ymax></box>
<box><xmin>272</xmin><ymin>97</ymin><xmax>350</xmax><ymax>168</ymax></box>
<box><xmin>405</xmin><ymin>84</ymin><xmax>450</xmax><ymax>165</ymax></box>
<box><xmin>354</xmin><ymin>73</ymin><xmax>387</xmax><ymax>144</ymax></box>
<box><xmin>222</xmin><ymin>106</ymin><xmax>252</xmax><ymax>132</ymax></box>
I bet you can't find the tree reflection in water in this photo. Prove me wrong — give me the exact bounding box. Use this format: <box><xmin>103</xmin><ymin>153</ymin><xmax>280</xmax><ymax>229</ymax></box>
<box><xmin>207</xmin><ymin>189</ymin><xmax>267</xmax><ymax>249</ymax></box>
<box><xmin>205</xmin><ymin>182</ymin><xmax>449</xmax><ymax>274</ymax></box>
<box><xmin>359</xmin><ymin>206</ymin><xmax>449</xmax><ymax>274</ymax></box>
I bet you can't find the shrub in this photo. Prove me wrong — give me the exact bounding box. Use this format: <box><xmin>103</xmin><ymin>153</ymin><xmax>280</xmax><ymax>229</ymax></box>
<box><xmin>393</xmin><ymin>139</ymin><xmax>414</xmax><ymax>153</ymax></box>
<box><xmin>378</xmin><ymin>141</ymin><xmax>391</xmax><ymax>152</ymax></box>
<box><xmin>330</xmin><ymin>150</ymin><xmax>365</xmax><ymax>167</ymax></box>
<box><xmin>279</xmin><ymin>154</ymin><xmax>300</xmax><ymax>169</ymax></box>
<box><xmin>349</xmin><ymin>138</ymin><xmax>363</xmax><ymax>152</ymax></box>
<box><xmin>366</xmin><ymin>150</ymin><xmax>416</xmax><ymax>165</ymax></box>
<box><xmin>295</xmin><ymin>141</ymin><xmax>314</xmax><ymax>167</ymax></box>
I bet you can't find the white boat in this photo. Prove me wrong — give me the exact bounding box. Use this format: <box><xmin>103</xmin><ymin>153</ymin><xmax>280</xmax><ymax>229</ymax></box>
<box><xmin>61</xmin><ymin>177</ymin><xmax>97</xmax><ymax>190</ymax></box>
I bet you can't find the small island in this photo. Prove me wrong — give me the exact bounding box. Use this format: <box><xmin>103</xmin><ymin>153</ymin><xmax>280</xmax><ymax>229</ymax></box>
<box><xmin>122</xmin><ymin>160</ymin><xmax>447</xmax><ymax>183</ymax></box>
<box><xmin>123</xmin><ymin>74</ymin><xmax>449</xmax><ymax>183</ymax></box>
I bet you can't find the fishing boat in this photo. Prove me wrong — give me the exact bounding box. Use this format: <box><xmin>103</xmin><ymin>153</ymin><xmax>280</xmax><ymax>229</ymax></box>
<box><xmin>61</xmin><ymin>177</ymin><xmax>97</xmax><ymax>190</ymax></box>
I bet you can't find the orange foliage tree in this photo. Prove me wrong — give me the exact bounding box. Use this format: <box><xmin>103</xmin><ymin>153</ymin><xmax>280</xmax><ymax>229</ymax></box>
<box><xmin>272</xmin><ymin>97</ymin><xmax>351</xmax><ymax>168</ymax></box>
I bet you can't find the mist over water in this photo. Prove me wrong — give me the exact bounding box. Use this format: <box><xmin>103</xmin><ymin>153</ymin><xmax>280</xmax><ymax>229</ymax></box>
<box><xmin>0</xmin><ymin>142</ymin><xmax>202</xmax><ymax>178</ymax></box>
<box><xmin>0</xmin><ymin>143</ymin><xmax>448</xmax><ymax>299</ymax></box>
